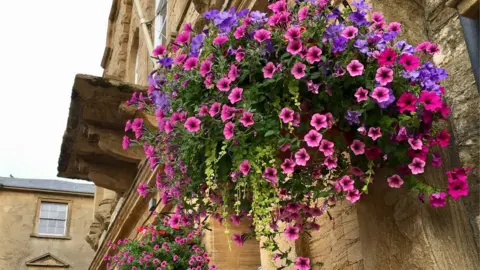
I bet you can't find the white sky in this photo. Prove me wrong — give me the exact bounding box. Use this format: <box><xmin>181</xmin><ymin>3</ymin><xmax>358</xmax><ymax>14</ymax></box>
<box><xmin>0</xmin><ymin>1</ymin><xmax>112</xmax><ymax>181</ymax></box>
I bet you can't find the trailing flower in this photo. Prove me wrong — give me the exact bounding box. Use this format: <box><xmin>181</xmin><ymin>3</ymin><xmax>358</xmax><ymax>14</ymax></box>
<box><xmin>121</xmin><ymin>0</ymin><xmax>471</xmax><ymax>269</ymax></box>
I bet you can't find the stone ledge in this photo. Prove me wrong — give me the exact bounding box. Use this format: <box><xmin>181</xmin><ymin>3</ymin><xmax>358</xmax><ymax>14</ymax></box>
<box><xmin>30</xmin><ymin>234</ymin><xmax>72</xmax><ymax>240</ymax></box>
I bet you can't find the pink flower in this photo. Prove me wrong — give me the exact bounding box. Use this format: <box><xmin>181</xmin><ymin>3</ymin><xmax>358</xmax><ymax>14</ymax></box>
<box><xmin>377</xmin><ymin>48</ymin><xmax>397</xmax><ymax>66</ymax></box>
<box><xmin>357</xmin><ymin>125</ymin><xmax>367</xmax><ymax>135</ymax></box>
<box><xmin>354</xmin><ymin>87</ymin><xmax>369</xmax><ymax>102</ymax></box>
<box><xmin>304</xmin><ymin>129</ymin><xmax>322</xmax><ymax>147</ymax></box>
<box><xmin>396</xmin><ymin>92</ymin><xmax>417</xmax><ymax>113</ymax></box>
<box><xmin>368</xmin><ymin>127</ymin><xmax>382</xmax><ymax>141</ymax></box>
<box><xmin>298</xmin><ymin>6</ymin><xmax>309</xmax><ymax>21</ymax></box>
<box><xmin>174</xmin><ymin>54</ymin><xmax>187</xmax><ymax>65</ymax></box>
<box><xmin>418</xmin><ymin>91</ymin><xmax>442</xmax><ymax>111</ymax></box>
<box><xmin>228</xmin><ymin>64</ymin><xmax>239</xmax><ymax>81</ymax></box>
<box><xmin>426</xmin><ymin>43</ymin><xmax>440</xmax><ymax>54</ymax></box>
<box><xmin>295</xmin><ymin>257</ymin><xmax>310</xmax><ymax>270</ymax></box>
<box><xmin>387</xmin><ymin>22</ymin><xmax>402</xmax><ymax>32</ymax></box>
<box><xmin>346</xmin><ymin>60</ymin><xmax>364</xmax><ymax>77</ymax></box>
<box><xmin>306</xmin><ymin>46</ymin><xmax>322</xmax><ymax>64</ymax></box>
<box><xmin>152</xmin><ymin>45</ymin><xmax>166</xmax><ymax>56</ymax></box>
<box><xmin>408</xmin><ymin>157</ymin><xmax>426</xmax><ymax>174</ymax></box>
<box><xmin>212</xmin><ymin>35</ymin><xmax>228</xmax><ymax>46</ymax></box>
<box><xmin>341</xmin><ymin>26</ymin><xmax>358</xmax><ymax>39</ymax></box>
<box><xmin>175</xmin><ymin>31</ymin><xmax>190</xmax><ymax>44</ymax></box>
<box><xmin>284</xmin><ymin>27</ymin><xmax>301</xmax><ymax>41</ymax></box>
<box><xmin>232</xmin><ymin>234</ymin><xmax>244</xmax><ymax>246</ymax></box>
<box><xmin>122</xmin><ymin>136</ymin><xmax>130</xmax><ymax>150</ymax></box>
<box><xmin>221</xmin><ymin>105</ymin><xmax>235</xmax><ymax>122</ymax></box>
<box><xmin>239</xmin><ymin>160</ymin><xmax>251</xmax><ymax>176</ymax></box>
<box><xmin>263</xmin><ymin>62</ymin><xmax>277</xmax><ymax>78</ymax></box>
<box><xmin>263</xmin><ymin>167</ymin><xmax>278</xmax><ymax>184</ymax></box>
<box><xmin>387</xmin><ymin>174</ymin><xmax>404</xmax><ymax>188</ymax></box>
<box><xmin>375</xmin><ymin>67</ymin><xmax>393</xmax><ymax>86</ymax></box>
<box><xmin>291</xmin><ymin>62</ymin><xmax>306</xmax><ymax>79</ymax></box>
<box><xmin>436</xmin><ymin>129</ymin><xmax>450</xmax><ymax>148</ymax></box>
<box><xmin>228</xmin><ymin>87</ymin><xmax>243</xmax><ymax>104</ymax></box>
<box><xmin>164</xmin><ymin>121</ymin><xmax>173</xmax><ymax>134</ymax></box>
<box><xmin>372</xmin><ymin>12</ymin><xmax>384</xmax><ymax>24</ymax></box>
<box><xmin>137</xmin><ymin>183</ymin><xmax>148</xmax><ymax>198</ymax></box>
<box><xmin>398</xmin><ymin>53</ymin><xmax>420</xmax><ymax>71</ymax></box>
<box><xmin>234</xmin><ymin>25</ymin><xmax>246</xmax><ymax>39</ymax></box>
<box><xmin>204</xmin><ymin>74</ymin><xmax>214</xmax><ymax>88</ymax></box>
<box><xmin>216</xmin><ymin>77</ymin><xmax>231</xmax><ymax>92</ymax></box>
<box><xmin>429</xmin><ymin>192</ymin><xmax>446</xmax><ymax>207</ymax></box>
<box><xmin>281</xmin><ymin>158</ymin><xmax>295</xmax><ymax>174</ymax></box>
<box><xmin>346</xmin><ymin>189</ymin><xmax>361</xmax><ymax>203</ymax></box>
<box><xmin>254</xmin><ymin>29</ymin><xmax>272</xmax><ymax>42</ymax></box>
<box><xmin>408</xmin><ymin>138</ymin><xmax>423</xmax><ymax>150</ymax></box>
<box><xmin>184</xmin><ymin>117</ymin><xmax>201</xmax><ymax>132</ymax></box>
<box><xmin>339</xmin><ymin>176</ymin><xmax>354</xmax><ymax>191</ymax></box>
<box><xmin>307</xmin><ymin>80</ymin><xmax>319</xmax><ymax>93</ymax></box>
<box><xmin>125</xmin><ymin>120</ymin><xmax>132</xmax><ymax>132</ymax></box>
<box><xmin>236</xmin><ymin>46</ymin><xmax>245</xmax><ymax>61</ymax></box>
<box><xmin>279</xmin><ymin>107</ymin><xmax>295</xmax><ymax>123</ymax></box>
<box><xmin>209</xmin><ymin>102</ymin><xmax>221</xmax><ymax>117</ymax></box>
<box><xmin>447</xmin><ymin>179</ymin><xmax>469</xmax><ymax>200</ymax></box>
<box><xmin>396</xmin><ymin>126</ymin><xmax>408</xmax><ymax>141</ymax></box>
<box><xmin>371</xmin><ymin>87</ymin><xmax>390</xmax><ymax>103</ymax></box>
<box><xmin>350</xmin><ymin>140</ymin><xmax>365</xmax><ymax>155</ymax></box>
<box><xmin>199</xmin><ymin>60</ymin><xmax>212</xmax><ymax>77</ymax></box>
<box><xmin>287</xmin><ymin>40</ymin><xmax>303</xmax><ymax>55</ymax></box>
<box><xmin>324</xmin><ymin>156</ymin><xmax>338</xmax><ymax>169</ymax></box>
<box><xmin>223</xmin><ymin>122</ymin><xmax>235</xmax><ymax>139</ymax></box>
<box><xmin>240</xmin><ymin>112</ymin><xmax>254</xmax><ymax>127</ymax></box>
<box><xmin>319</xmin><ymin>139</ymin><xmax>334</xmax><ymax>156</ymax></box>
<box><xmin>199</xmin><ymin>105</ymin><xmax>209</xmax><ymax>116</ymax></box>
<box><xmin>295</xmin><ymin>148</ymin><xmax>310</xmax><ymax>166</ymax></box>
<box><xmin>432</xmin><ymin>152</ymin><xmax>442</xmax><ymax>167</ymax></box>
<box><xmin>184</xmin><ymin>57</ymin><xmax>198</xmax><ymax>70</ymax></box>
<box><xmin>168</xmin><ymin>214</ymin><xmax>181</xmax><ymax>229</ymax></box>
<box><xmin>310</xmin><ymin>113</ymin><xmax>328</xmax><ymax>130</ymax></box>
<box><xmin>284</xmin><ymin>225</ymin><xmax>299</xmax><ymax>241</ymax></box>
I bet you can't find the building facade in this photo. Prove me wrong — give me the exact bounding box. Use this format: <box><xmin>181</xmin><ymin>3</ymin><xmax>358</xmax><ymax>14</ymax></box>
<box><xmin>0</xmin><ymin>177</ymin><xmax>95</xmax><ymax>269</ymax></box>
<box><xmin>57</xmin><ymin>0</ymin><xmax>479</xmax><ymax>269</ymax></box>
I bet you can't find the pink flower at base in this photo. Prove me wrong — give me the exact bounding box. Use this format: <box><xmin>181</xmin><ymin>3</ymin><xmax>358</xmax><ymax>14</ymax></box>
<box><xmin>284</xmin><ymin>225</ymin><xmax>299</xmax><ymax>241</ymax></box>
<box><xmin>368</xmin><ymin>127</ymin><xmax>382</xmax><ymax>141</ymax></box>
<box><xmin>281</xmin><ymin>158</ymin><xmax>295</xmax><ymax>174</ymax></box>
<box><xmin>375</xmin><ymin>66</ymin><xmax>394</xmax><ymax>86</ymax></box>
<box><xmin>223</xmin><ymin>122</ymin><xmax>235</xmax><ymax>139</ymax></box>
<box><xmin>388</xmin><ymin>22</ymin><xmax>402</xmax><ymax>32</ymax></box>
<box><xmin>199</xmin><ymin>105</ymin><xmax>209</xmax><ymax>116</ymax></box>
<box><xmin>291</xmin><ymin>62</ymin><xmax>306</xmax><ymax>79</ymax></box>
<box><xmin>298</xmin><ymin>6</ymin><xmax>309</xmax><ymax>21</ymax></box>
<box><xmin>350</xmin><ymin>139</ymin><xmax>365</xmax><ymax>155</ymax></box>
<box><xmin>398</xmin><ymin>53</ymin><xmax>420</xmax><ymax>71</ymax></box>
<box><xmin>137</xmin><ymin>183</ymin><xmax>148</xmax><ymax>198</ymax></box>
<box><xmin>183</xmin><ymin>57</ymin><xmax>198</xmax><ymax>70</ymax></box>
<box><xmin>199</xmin><ymin>60</ymin><xmax>212</xmax><ymax>77</ymax></box>
<box><xmin>284</xmin><ymin>26</ymin><xmax>301</xmax><ymax>41</ymax></box>
<box><xmin>397</xmin><ymin>92</ymin><xmax>417</xmax><ymax>113</ymax></box>
<box><xmin>239</xmin><ymin>160</ymin><xmax>251</xmax><ymax>176</ymax></box>
<box><xmin>279</xmin><ymin>107</ymin><xmax>295</xmax><ymax>123</ymax></box>
<box><xmin>221</xmin><ymin>105</ymin><xmax>236</xmax><ymax>122</ymax></box>
<box><xmin>377</xmin><ymin>48</ymin><xmax>397</xmax><ymax>66</ymax></box>
<box><xmin>324</xmin><ymin>156</ymin><xmax>338</xmax><ymax>169</ymax></box>
<box><xmin>122</xmin><ymin>135</ymin><xmax>130</xmax><ymax>150</ymax></box>
<box><xmin>341</xmin><ymin>26</ymin><xmax>358</xmax><ymax>39</ymax></box>
<box><xmin>319</xmin><ymin>139</ymin><xmax>335</xmax><ymax>156</ymax></box>
<box><xmin>228</xmin><ymin>87</ymin><xmax>243</xmax><ymax>104</ymax></box>
<box><xmin>346</xmin><ymin>189</ymin><xmax>361</xmax><ymax>203</ymax></box>
<box><xmin>429</xmin><ymin>192</ymin><xmax>446</xmax><ymax>207</ymax></box>
<box><xmin>184</xmin><ymin>117</ymin><xmax>201</xmax><ymax>132</ymax></box>
<box><xmin>254</xmin><ymin>29</ymin><xmax>272</xmax><ymax>42</ymax></box>
<box><xmin>216</xmin><ymin>77</ymin><xmax>231</xmax><ymax>92</ymax></box>
<box><xmin>240</xmin><ymin>111</ymin><xmax>254</xmax><ymax>127</ymax></box>
<box><xmin>295</xmin><ymin>257</ymin><xmax>310</xmax><ymax>270</ymax></box>
<box><xmin>306</xmin><ymin>46</ymin><xmax>322</xmax><ymax>64</ymax></box>
<box><xmin>263</xmin><ymin>167</ymin><xmax>278</xmax><ymax>184</ymax></box>
<box><xmin>436</xmin><ymin>129</ymin><xmax>450</xmax><ymax>148</ymax></box>
<box><xmin>354</xmin><ymin>87</ymin><xmax>369</xmax><ymax>102</ymax></box>
<box><xmin>310</xmin><ymin>113</ymin><xmax>328</xmax><ymax>130</ymax></box>
<box><xmin>408</xmin><ymin>138</ymin><xmax>423</xmax><ymax>150</ymax></box>
<box><xmin>418</xmin><ymin>91</ymin><xmax>442</xmax><ymax>111</ymax></box>
<box><xmin>212</xmin><ymin>35</ymin><xmax>228</xmax><ymax>46</ymax></box>
<box><xmin>295</xmin><ymin>148</ymin><xmax>310</xmax><ymax>166</ymax></box>
<box><xmin>408</xmin><ymin>157</ymin><xmax>426</xmax><ymax>174</ymax></box>
<box><xmin>263</xmin><ymin>62</ymin><xmax>277</xmax><ymax>78</ymax></box>
<box><xmin>152</xmin><ymin>45</ymin><xmax>166</xmax><ymax>56</ymax></box>
<box><xmin>304</xmin><ymin>129</ymin><xmax>323</xmax><ymax>147</ymax></box>
<box><xmin>209</xmin><ymin>102</ymin><xmax>221</xmax><ymax>117</ymax></box>
<box><xmin>339</xmin><ymin>176</ymin><xmax>354</xmax><ymax>191</ymax></box>
<box><xmin>232</xmin><ymin>234</ymin><xmax>244</xmax><ymax>246</ymax></box>
<box><xmin>387</xmin><ymin>174</ymin><xmax>404</xmax><ymax>188</ymax></box>
<box><xmin>346</xmin><ymin>60</ymin><xmax>364</xmax><ymax>77</ymax></box>
<box><xmin>371</xmin><ymin>87</ymin><xmax>390</xmax><ymax>103</ymax></box>
<box><xmin>447</xmin><ymin>180</ymin><xmax>469</xmax><ymax>199</ymax></box>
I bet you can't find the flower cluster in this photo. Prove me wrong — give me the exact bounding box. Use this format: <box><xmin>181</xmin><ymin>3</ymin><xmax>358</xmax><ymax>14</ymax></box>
<box><xmin>121</xmin><ymin>0</ymin><xmax>471</xmax><ymax>268</ymax></box>
<box><xmin>104</xmin><ymin>213</ymin><xmax>214</xmax><ymax>270</ymax></box>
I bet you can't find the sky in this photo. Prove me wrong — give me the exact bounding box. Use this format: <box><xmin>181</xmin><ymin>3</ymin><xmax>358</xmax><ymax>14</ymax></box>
<box><xmin>0</xmin><ymin>1</ymin><xmax>112</xmax><ymax>181</ymax></box>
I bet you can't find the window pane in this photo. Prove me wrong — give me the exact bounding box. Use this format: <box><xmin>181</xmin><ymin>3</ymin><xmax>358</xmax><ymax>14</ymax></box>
<box><xmin>39</xmin><ymin>219</ymin><xmax>48</xmax><ymax>227</ymax></box>
<box><xmin>55</xmin><ymin>227</ymin><xmax>65</xmax><ymax>235</ymax></box>
<box><xmin>58</xmin><ymin>211</ymin><xmax>67</xmax><ymax>220</ymax></box>
<box><xmin>46</xmin><ymin>226</ymin><xmax>56</xmax><ymax>234</ymax></box>
<box><xmin>38</xmin><ymin>202</ymin><xmax>68</xmax><ymax>235</ymax></box>
<box><xmin>38</xmin><ymin>226</ymin><xmax>48</xmax><ymax>234</ymax></box>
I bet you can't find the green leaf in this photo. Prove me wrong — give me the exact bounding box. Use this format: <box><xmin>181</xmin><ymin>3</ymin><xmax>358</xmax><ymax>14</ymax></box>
<box><xmin>264</xmin><ymin>130</ymin><xmax>276</xmax><ymax>137</ymax></box>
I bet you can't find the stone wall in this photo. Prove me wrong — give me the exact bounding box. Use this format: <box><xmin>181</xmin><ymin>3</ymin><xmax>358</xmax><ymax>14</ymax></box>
<box><xmin>0</xmin><ymin>190</ymin><xmax>94</xmax><ymax>270</ymax></box>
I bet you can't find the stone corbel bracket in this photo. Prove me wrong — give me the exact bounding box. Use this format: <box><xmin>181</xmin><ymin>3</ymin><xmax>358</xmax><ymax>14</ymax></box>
<box><xmin>446</xmin><ymin>0</ymin><xmax>479</xmax><ymax>19</ymax></box>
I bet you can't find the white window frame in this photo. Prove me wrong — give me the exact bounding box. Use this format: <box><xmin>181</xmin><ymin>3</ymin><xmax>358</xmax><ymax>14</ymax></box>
<box><xmin>37</xmin><ymin>201</ymin><xmax>69</xmax><ymax>237</ymax></box>
<box><xmin>154</xmin><ymin>0</ymin><xmax>168</xmax><ymax>47</ymax></box>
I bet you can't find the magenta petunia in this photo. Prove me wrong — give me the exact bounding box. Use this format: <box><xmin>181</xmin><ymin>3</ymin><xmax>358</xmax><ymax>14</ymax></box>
<box><xmin>346</xmin><ymin>189</ymin><xmax>361</xmax><ymax>203</ymax></box>
<box><xmin>341</xmin><ymin>26</ymin><xmax>358</xmax><ymax>39</ymax></box>
<box><xmin>396</xmin><ymin>92</ymin><xmax>417</xmax><ymax>113</ymax></box>
<box><xmin>199</xmin><ymin>105</ymin><xmax>209</xmax><ymax>116</ymax></box>
<box><xmin>228</xmin><ymin>64</ymin><xmax>239</xmax><ymax>81</ymax></box>
<box><xmin>408</xmin><ymin>138</ymin><xmax>423</xmax><ymax>150</ymax></box>
<box><xmin>232</xmin><ymin>234</ymin><xmax>244</xmax><ymax>246</ymax></box>
<box><xmin>281</xmin><ymin>158</ymin><xmax>295</xmax><ymax>174</ymax></box>
<box><xmin>221</xmin><ymin>105</ymin><xmax>236</xmax><ymax>122</ymax></box>
<box><xmin>418</xmin><ymin>91</ymin><xmax>442</xmax><ymax>111</ymax></box>
<box><xmin>234</xmin><ymin>25</ymin><xmax>246</xmax><ymax>39</ymax></box>
<box><xmin>324</xmin><ymin>156</ymin><xmax>338</xmax><ymax>169</ymax></box>
<box><xmin>253</xmin><ymin>29</ymin><xmax>272</xmax><ymax>42</ymax></box>
<box><xmin>319</xmin><ymin>139</ymin><xmax>335</xmax><ymax>156</ymax></box>
<box><xmin>426</xmin><ymin>43</ymin><xmax>440</xmax><ymax>54</ymax></box>
<box><xmin>372</xmin><ymin>12</ymin><xmax>384</xmax><ymax>24</ymax></box>
<box><xmin>175</xmin><ymin>31</ymin><xmax>190</xmax><ymax>44</ymax></box>
<box><xmin>387</xmin><ymin>174</ymin><xmax>404</xmax><ymax>188</ymax></box>
<box><xmin>184</xmin><ymin>117</ymin><xmax>201</xmax><ymax>132</ymax></box>
<box><xmin>236</xmin><ymin>46</ymin><xmax>245</xmax><ymax>61</ymax></box>
<box><xmin>432</xmin><ymin>152</ymin><xmax>442</xmax><ymax>167</ymax></box>
<box><xmin>287</xmin><ymin>39</ymin><xmax>303</xmax><ymax>55</ymax></box>
<box><xmin>284</xmin><ymin>225</ymin><xmax>299</xmax><ymax>241</ymax></box>
<box><xmin>306</xmin><ymin>46</ymin><xmax>322</xmax><ymax>64</ymax></box>
<box><xmin>354</xmin><ymin>87</ymin><xmax>369</xmax><ymax>102</ymax></box>
<box><xmin>396</xmin><ymin>126</ymin><xmax>408</xmax><ymax>141</ymax></box>
<box><xmin>375</xmin><ymin>66</ymin><xmax>394</xmax><ymax>86</ymax></box>
<box><xmin>239</xmin><ymin>160</ymin><xmax>251</xmax><ymax>176</ymax></box>
<box><xmin>298</xmin><ymin>6</ymin><xmax>309</xmax><ymax>21</ymax></box>
<box><xmin>339</xmin><ymin>176</ymin><xmax>354</xmax><ymax>191</ymax></box>
<box><xmin>408</xmin><ymin>157</ymin><xmax>426</xmax><ymax>174</ymax></box>
<box><xmin>387</xmin><ymin>22</ymin><xmax>402</xmax><ymax>32</ymax></box>
<box><xmin>212</xmin><ymin>35</ymin><xmax>229</xmax><ymax>46</ymax></box>
<box><xmin>263</xmin><ymin>167</ymin><xmax>278</xmax><ymax>184</ymax></box>
<box><xmin>429</xmin><ymin>192</ymin><xmax>446</xmax><ymax>207</ymax></box>
<box><xmin>368</xmin><ymin>127</ymin><xmax>382</xmax><ymax>141</ymax></box>
<box><xmin>398</xmin><ymin>53</ymin><xmax>420</xmax><ymax>71</ymax></box>
<box><xmin>436</xmin><ymin>129</ymin><xmax>450</xmax><ymax>148</ymax></box>
<box><xmin>199</xmin><ymin>60</ymin><xmax>212</xmax><ymax>77</ymax></box>
<box><xmin>346</xmin><ymin>60</ymin><xmax>364</xmax><ymax>77</ymax></box>
<box><xmin>310</xmin><ymin>113</ymin><xmax>328</xmax><ymax>130</ymax></box>
<box><xmin>209</xmin><ymin>102</ymin><xmax>221</xmax><ymax>117</ymax></box>
<box><xmin>263</xmin><ymin>62</ymin><xmax>277</xmax><ymax>79</ymax></box>
<box><xmin>295</xmin><ymin>148</ymin><xmax>310</xmax><ymax>166</ymax></box>
<box><xmin>377</xmin><ymin>48</ymin><xmax>397</xmax><ymax>66</ymax></box>
<box><xmin>350</xmin><ymin>139</ymin><xmax>365</xmax><ymax>155</ymax></box>
<box><xmin>164</xmin><ymin>120</ymin><xmax>173</xmax><ymax>134</ymax></box>
<box><xmin>223</xmin><ymin>122</ymin><xmax>235</xmax><ymax>139</ymax></box>
<box><xmin>291</xmin><ymin>62</ymin><xmax>306</xmax><ymax>79</ymax></box>
<box><xmin>284</xmin><ymin>26</ymin><xmax>301</xmax><ymax>41</ymax></box>
<box><xmin>152</xmin><ymin>45</ymin><xmax>166</xmax><ymax>56</ymax></box>
<box><xmin>216</xmin><ymin>77</ymin><xmax>231</xmax><ymax>92</ymax></box>
<box><xmin>122</xmin><ymin>135</ymin><xmax>130</xmax><ymax>150</ymax></box>
<box><xmin>294</xmin><ymin>256</ymin><xmax>310</xmax><ymax>270</ymax></box>
<box><xmin>183</xmin><ymin>57</ymin><xmax>198</xmax><ymax>70</ymax></box>
<box><xmin>371</xmin><ymin>87</ymin><xmax>390</xmax><ymax>103</ymax></box>
<box><xmin>279</xmin><ymin>107</ymin><xmax>295</xmax><ymax>123</ymax></box>
<box><xmin>240</xmin><ymin>111</ymin><xmax>255</xmax><ymax>127</ymax></box>
<box><xmin>447</xmin><ymin>179</ymin><xmax>469</xmax><ymax>199</ymax></box>
<box><xmin>304</xmin><ymin>129</ymin><xmax>323</xmax><ymax>147</ymax></box>
<box><xmin>228</xmin><ymin>87</ymin><xmax>243</xmax><ymax>104</ymax></box>
<box><xmin>137</xmin><ymin>183</ymin><xmax>149</xmax><ymax>198</ymax></box>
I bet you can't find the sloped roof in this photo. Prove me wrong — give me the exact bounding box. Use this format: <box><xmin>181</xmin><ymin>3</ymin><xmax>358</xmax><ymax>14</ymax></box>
<box><xmin>0</xmin><ymin>176</ymin><xmax>94</xmax><ymax>194</ymax></box>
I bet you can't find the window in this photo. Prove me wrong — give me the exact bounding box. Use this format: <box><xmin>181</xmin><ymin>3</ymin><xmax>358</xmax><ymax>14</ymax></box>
<box><xmin>154</xmin><ymin>0</ymin><xmax>168</xmax><ymax>46</ymax></box>
<box><xmin>38</xmin><ymin>202</ymin><xmax>68</xmax><ymax>236</ymax></box>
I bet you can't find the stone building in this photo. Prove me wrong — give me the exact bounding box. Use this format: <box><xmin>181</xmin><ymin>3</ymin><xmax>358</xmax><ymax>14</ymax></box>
<box><xmin>57</xmin><ymin>0</ymin><xmax>479</xmax><ymax>269</ymax></box>
<box><xmin>0</xmin><ymin>177</ymin><xmax>95</xmax><ymax>269</ymax></box>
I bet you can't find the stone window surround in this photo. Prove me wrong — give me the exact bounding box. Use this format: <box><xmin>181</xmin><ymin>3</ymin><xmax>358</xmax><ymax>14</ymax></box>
<box><xmin>31</xmin><ymin>197</ymin><xmax>73</xmax><ymax>240</ymax></box>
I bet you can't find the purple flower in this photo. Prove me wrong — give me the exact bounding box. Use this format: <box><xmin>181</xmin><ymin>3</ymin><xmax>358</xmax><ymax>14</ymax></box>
<box><xmin>158</xmin><ymin>57</ymin><xmax>173</xmax><ymax>68</ymax></box>
<box><xmin>349</xmin><ymin>11</ymin><xmax>369</xmax><ymax>26</ymax></box>
<box><xmin>345</xmin><ymin>110</ymin><xmax>361</xmax><ymax>125</ymax></box>
<box><xmin>323</xmin><ymin>24</ymin><xmax>343</xmax><ymax>40</ymax></box>
<box><xmin>250</xmin><ymin>11</ymin><xmax>267</xmax><ymax>23</ymax></box>
<box><xmin>204</xmin><ymin>10</ymin><xmax>219</xmax><ymax>20</ymax></box>
<box><xmin>150</xmin><ymin>90</ymin><xmax>170</xmax><ymax>110</ymax></box>
<box><xmin>190</xmin><ymin>34</ymin><xmax>204</xmax><ymax>56</ymax></box>
<box><xmin>214</xmin><ymin>8</ymin><xmax>239</xmax><ymax>33</ymax></box>
<box><xmin>351</xmin><ymin>0</ymin><xmax>372</xmax><ymax>11</ymax></box>
<box><xmin>332</xmin><ymin>36</ymin><xmax>347</xmax><ymax>53</ymax></box>
<box><xmin>395</xmin><ymin>40</ymin><xmax>416</xmax><ymax>54</ymax></box>
<box><xmin>354</xmin><ymin>39</ymin><xmax>369</xmax><ymax>54</ymax></box>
